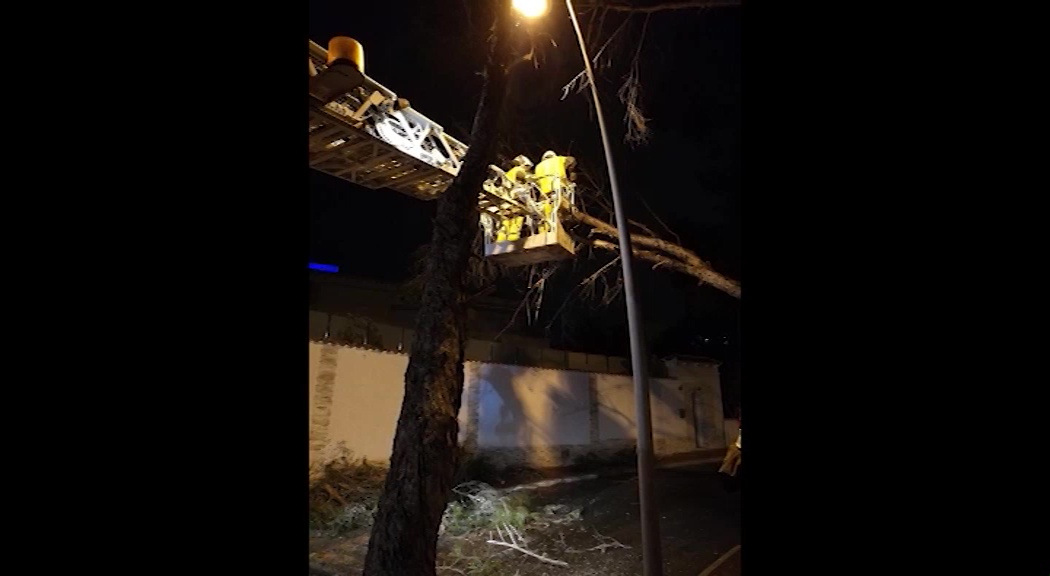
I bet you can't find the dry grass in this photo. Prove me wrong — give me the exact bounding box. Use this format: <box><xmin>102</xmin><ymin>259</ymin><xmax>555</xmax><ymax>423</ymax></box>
<box><xmin>307</xmin><ymin>454</ymin><xmax>641</xmax><ymax>574</ymax></box>
<box><xmin>309</xmin><ymin>453</ymin><xmax>388</xmax><ymax>535</ymax></box>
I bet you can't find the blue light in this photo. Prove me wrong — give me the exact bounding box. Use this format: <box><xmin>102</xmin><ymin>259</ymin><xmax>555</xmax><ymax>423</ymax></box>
<box><xmin>309</xmin><ymin>262</ymin><xmax>339</xmax><ymax>273</ymax></box>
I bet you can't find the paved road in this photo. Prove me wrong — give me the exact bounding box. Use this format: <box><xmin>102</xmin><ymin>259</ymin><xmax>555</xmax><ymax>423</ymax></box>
<box><xmin>529</xmin><ymin>463</ymin><xmax>741</xmax><ymax>576</ymax></box>
<box><xmin>703</xmin><ymin>547</ymin><xmax>740</xmax><ymax>576</ymax></box>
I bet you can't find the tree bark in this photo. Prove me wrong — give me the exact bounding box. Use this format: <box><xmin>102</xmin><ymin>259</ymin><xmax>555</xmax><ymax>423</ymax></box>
<box><xmin>362</xmin><ymin>3</ymin><xmax>515</xmax><ymax>575</ymax></box>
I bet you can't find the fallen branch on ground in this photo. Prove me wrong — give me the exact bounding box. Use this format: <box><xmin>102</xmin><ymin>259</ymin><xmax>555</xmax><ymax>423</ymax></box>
<box><xmin>503</xmin><ymin>474</ymin><xmax>599</xmax><ymax>493</ymax></box>
<box><xmin>322</xmin><ymin>483</ymin><xmax>348</xmax><ymax>507</ymax></box>
<box><xmin>486</xmin><ymin>522</ymin><xmax>569</xmax><ymax>567</ymax></box>
<box><xmin>587</xmin><ymin>529</ymin><xmax>630</xmax><ymax>553</ymax></box>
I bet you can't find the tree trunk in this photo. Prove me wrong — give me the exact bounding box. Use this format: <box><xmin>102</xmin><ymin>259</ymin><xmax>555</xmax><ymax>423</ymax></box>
<box><xmin>362</xmin><ymin>3</ymin><xmax>514</xmax><ymax>575</ymax></box>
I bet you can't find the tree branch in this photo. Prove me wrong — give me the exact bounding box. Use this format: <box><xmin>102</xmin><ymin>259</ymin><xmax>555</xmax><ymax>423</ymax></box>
<box><xmin>628</xmin><ymin>218</ymin><xmax>659</xmax><ymax>238</ymax></box>
<box><xmin>544</xmin><ymin>255</ymin><xmax>622</xmax><ymax>330</ymax></box>
<box><xmin>619</xmin><ymin>13</ymin><xmax>651</xmax><ymax>145</ymax></box>
<box><xmin>572</xmin><ymin>208</ymin><xmax>701</xmax><ymax>265</ymax></box>
<box><xmin>572</xmin><ymin>209</ymin><xmax>741</xmax><ymax>298</ymax></box>
<box><xmin>589</xmin><ymin>239</ymin><xmax>739</xmax><ymax>298</ymax></box>
<box><xmin>486</xmin><ymin>521</ymin><xmax>570</xmax><ymax>567</ymax></box>
<box><xmin>560</xmin><ymin>17</ymin><xmax>632</xmax><ymax>101</ymax></box>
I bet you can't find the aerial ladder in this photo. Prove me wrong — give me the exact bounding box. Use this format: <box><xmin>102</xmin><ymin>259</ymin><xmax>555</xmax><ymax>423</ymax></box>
<box><xmin>309</xmin><ymin>37</ymin><xmax>575</xmax><ymax>267</ymax></box>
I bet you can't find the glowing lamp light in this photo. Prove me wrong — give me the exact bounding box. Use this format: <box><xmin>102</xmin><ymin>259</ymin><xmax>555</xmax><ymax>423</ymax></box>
<box><xmin>512</xmin><ymin>0</ymin><xmax>549</xmax><ymax>19</ymax></box>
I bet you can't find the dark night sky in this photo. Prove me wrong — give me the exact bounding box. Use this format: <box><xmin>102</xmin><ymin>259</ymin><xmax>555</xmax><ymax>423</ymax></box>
<box><xmin>309</xmin><ymin>0</ymin><xmax>740</xmax><ymax>364</ymax></box>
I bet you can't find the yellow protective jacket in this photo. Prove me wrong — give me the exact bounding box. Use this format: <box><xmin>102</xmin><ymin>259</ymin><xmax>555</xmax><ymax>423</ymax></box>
<box><xmin>504</xmin><ymin>165</ymin><xmax>529</xmax><ymax>186</ymax></box>
<box><xmin>533</xmin><ymin>156</ymin><xmax>572</xmax><ymax>196</ymax></box>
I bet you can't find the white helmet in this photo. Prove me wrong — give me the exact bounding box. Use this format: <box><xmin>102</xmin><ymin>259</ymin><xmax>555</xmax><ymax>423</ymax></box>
<box><xmin>542</xmin><ymin>150</ymin><xmax>557</xmax><ymax>161</ymax></box>
<box><xmin>513</xmin><ymin>155</ymin><xmax>534</xmax><ymax>168</ymax></box>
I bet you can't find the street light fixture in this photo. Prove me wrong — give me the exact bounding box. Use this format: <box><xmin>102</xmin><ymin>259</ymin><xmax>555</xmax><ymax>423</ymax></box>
<box><xmin>511</xmin><ymin>1</ymin><xmax>663</xmax><ymax>575</ymax></box>
<box><xmin>512</xmin><ymin>0</ymin><xmax>550</xmax><ymax>19</ymax></box>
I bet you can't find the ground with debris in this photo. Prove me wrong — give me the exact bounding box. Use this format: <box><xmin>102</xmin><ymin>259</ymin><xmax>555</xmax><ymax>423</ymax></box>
<box><xmin>310</xmin><ymin>462</ymin><xmax>739</xmax><ymax>575</ymax></box>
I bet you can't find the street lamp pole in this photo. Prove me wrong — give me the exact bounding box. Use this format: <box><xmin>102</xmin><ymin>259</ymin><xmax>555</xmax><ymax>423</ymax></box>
<box><xmin>563</xmin><ymin>1</ymin><xmax>663</xmax><ymax>574</ymax></box>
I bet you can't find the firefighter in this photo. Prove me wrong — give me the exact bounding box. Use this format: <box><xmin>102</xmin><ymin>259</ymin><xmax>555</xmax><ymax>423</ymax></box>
<box><xmin>719</xmin><ymin>414</ymin><xmax>741</xmax><ymax>492</ymax></box>
<box><xmin>503</xmin><ymin>155</ymin><xmax>533</xmax><ymax>191</ymax></box>
<box><xmin>532</xmin><ymin>150</ymin><xmax>577</xmax><ymax>233</ymax></box>
<box><xmin>496</xmin><ymin>155</ymin><xmax>533</xmax><ymax>242</ymax></box>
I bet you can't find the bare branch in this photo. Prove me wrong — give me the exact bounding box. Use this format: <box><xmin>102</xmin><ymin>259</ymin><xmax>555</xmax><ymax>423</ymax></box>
<box><xmin>619</xmin><ymin>13</ymin><xmax>651</xmax><ymax>145</ymax></box>
<box><xmin>582</xmin><ymin>256</ymin><xmax>623</xmax><ymax>288</ymax></box>
<box><xmin>581</xmin><ymin>0</ymin><xmax>741</xmax><ymax>13</ymax></box>
<box><xmin>587</xmin><ymin>528</ymin><xmax>631</xmax><ymax>553</ymax></box>
<box><xmin>628</xmin><ymin>218</ymin><xmax>659</xmax><ymax>238</ymax></box>
<box><xmin>494</xmin><ymin>292</ymin><xmax>530</xmax><ymax>342</ymax></box>
<box><xmin>493</xmin><ymin>265</ymin><xmax>558</xmax><ymax>339</ymax></box>
<box><xmin>570</xmin><ymin>1</ymin><xmax>740</xmax><ymax>144</ymax></box>
<box><xmin>543</xmin><ymin>254</ymin><xmax>622</xmax><ymax>330</ymax></box>
<box><xmin>485</xmin><ymin>538</ymin><xmax>569</xmax><ymax>566</ymax></box>
<box><xmin>597</xmin><ymin>267</ymin><xmax>624</xmax><ymax>305</ymax></box>
<box><xmin>561</xmin><ymin>17</ymin><xmax>632</xmax><ymax>101</ymax></box>
<box><xmin>486</xmin><ymin>521</ymin><xmax>570</xmax><ymax>567</ymax></box>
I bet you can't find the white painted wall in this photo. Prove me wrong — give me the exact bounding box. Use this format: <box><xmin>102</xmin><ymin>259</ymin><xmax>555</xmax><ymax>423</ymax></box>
<box><xmin>327</xmin><ymin>347</ymin><xmax>408</xmax><ymax>462</ymax></box>
<box><xmin>456</xmin><ymin>364</ymin><xmax>478</xmax><ymax>445</ymax></box>
<box><xmin>595</xmin><ymin>374</ymin><xmax>691</xmax><ymax>443</ymax></box>
<box><xmin>665</xmin><ymin>359</ymin><xmax>725</xmax><ymax>450</ymax></box>
<box><xmin>308</xmin><ymin>342</ymin><xmax>722</xmax><ymax>468</ymax></box>
<box><xmin>308</xmin><ymin>343</ymin><xmax>320</xmax><ymax>418</ymax></box>
<box><xmin>475</xmin><ymin>363</ymin><xmax>590</xmax><ymax>448</ymax></box>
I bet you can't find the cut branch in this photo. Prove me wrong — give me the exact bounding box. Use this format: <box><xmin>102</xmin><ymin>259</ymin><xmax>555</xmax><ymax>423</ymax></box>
<box><xmin>589</xmin><ymin>238</ymin><xmax>699</xmax><ymax>281</ymax></box>
<box><xmin>486</xmin><ymin>535</ymin><xmax>570</xmax><ymax>567</ymax></box>
<box><xmin>628</xmin><ymin>218</ymin><xmax>659</xmax><ymax>238</ymax></box>
<box><xmin>587</xmin><ymin>528</ymin><xmax>631</xmax><ymax>553</ymax></box>
<box><xmin>574</xmin><ymin>208</ymin><xmax>705</xmax><ymax>267</ymax></box>
<box><xmin>484</xmin><ymin>521</ymin><xmax>570</xmax><ymax>567</ymax></box>
<box><xmin>581</xmin><ymin>214</ymin><xmax>741</xmax><ymax>298</ymax></box>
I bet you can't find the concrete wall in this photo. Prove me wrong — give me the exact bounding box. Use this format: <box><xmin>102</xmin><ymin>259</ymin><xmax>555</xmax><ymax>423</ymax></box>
<box><xmin>475</xmin><ymin>364</ymin><xmax>591</xmax><ymax>448</ymax></box>
<box><xmin>309</xmin><ymin>311</ymin><xmax>633</xmax><ymax>375</ymax></box>
<box><xmin>327</xmin><ymin>348</ymin><xmax>409</xmax><ymax>462</ymax></box>
<box><xmin>308</xmin><ymin>342</ymin><xmax>724</xmax><ymax>471</ymax></box>
<box><xmin>665</xmin><ymin>358</ymin><xmax>725</xmax><ymax>450</ymax></box>
<box><xmin>594</xmin><ymin>374</ymin><xmax>694</xmax><ymax>455</ymax></box>
<box><xmin>309</xmin><ymin>275</ymin><xmax>547</xmax><ymax>347</ymax></box>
